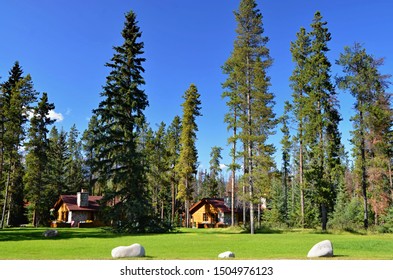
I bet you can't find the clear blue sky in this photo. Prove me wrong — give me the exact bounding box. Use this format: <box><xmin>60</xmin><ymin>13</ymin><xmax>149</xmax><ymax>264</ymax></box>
<box><xmin>1</xmin><ymin>0</ymin><xmax>392</xmax><ymax>173</ymax></box>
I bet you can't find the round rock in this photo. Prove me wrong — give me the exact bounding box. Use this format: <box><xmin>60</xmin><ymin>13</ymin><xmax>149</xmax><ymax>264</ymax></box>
<box><xmin>307</xmin><ymin>240</ymin><xmax>333</xmax><ymax>258</ymax></box>
<box><xmin>111</xmin><ymin>243</ymin><xmax>145</xmax><ymax>258</ymax></box>
<box><xmin>218</xmin><ymin>251</ymin><xmax>235</xmax><ymax>258</ymax></box>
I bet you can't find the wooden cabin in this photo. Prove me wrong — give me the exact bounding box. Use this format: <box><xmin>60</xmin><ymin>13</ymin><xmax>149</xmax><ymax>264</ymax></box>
<box><xmin>189</xmin><ymin>198</ymin><xmax>239</xmax><ymax>228</ymax></box>
<box><xmin>52</xmin><ymin>190</ymin><xmax>104</xmax><ymax>227</ymax></box>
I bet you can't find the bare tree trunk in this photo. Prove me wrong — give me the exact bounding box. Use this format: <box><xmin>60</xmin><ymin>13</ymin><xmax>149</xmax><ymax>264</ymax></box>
<box><xmin>299</xmin><ymin>135</ymin><xmax>305</xmax><ymax>228</ymax></box>
<box><xmin>171</xmin><ymin>181</ymin><xmax>175</xmax><ymax>226</ymax></box>
<box><xmin>360</xmin><ymin>107</ymin><xmax>368</xmax><ymax>229</ymax></box>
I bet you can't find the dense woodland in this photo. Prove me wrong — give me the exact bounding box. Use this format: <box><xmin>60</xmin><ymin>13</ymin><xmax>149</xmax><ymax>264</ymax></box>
<box><xmin>0</xmin><ymin>0</ymin><xmax>392</xmax><ymax>233</ymax></box>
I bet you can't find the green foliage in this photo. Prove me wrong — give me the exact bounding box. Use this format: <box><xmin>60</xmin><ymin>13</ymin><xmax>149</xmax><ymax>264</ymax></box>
<box><xmin>23</xmin><ymin>93</ymin><xmax>56</xmax><ymax>226</ymax></box>
<box><xmin>176</xmin><ymin>84</ymin><xmax>201</xmax><ymax>201</ymax></box>
<box><xmin>222</xmin><ymin>0</ymin><xmax>276</xmax><ymax>234</ymax></box>
<box><xmin>337</xmin><ymin>43</ymin><xmax>393</xmax><ymax>229</ymax></box>
<box><xmin>288</xmin><ymin>12</ymin><xmax>344</xmax><ymax>230</ymax></box>
<box><xmin>91</xmin><ymin>10</ymin><xmax>161</xmax><ymax>233</ymax></box>
<box><xmin>329</xmin><ymin>195</ymin><xmax>365</xmax><ymax>232</ymax></box>
<box><xmin>175</xmin><ymin>84</ymin><xmax>201</xmax><ymax>227</ymax></box>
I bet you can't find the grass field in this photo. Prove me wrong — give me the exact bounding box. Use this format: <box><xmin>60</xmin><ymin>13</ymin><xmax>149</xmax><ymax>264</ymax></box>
<box><xmin>0</xmin><ymin>227</ymin><xmax>393</xmax><ymax>260</ymax></box>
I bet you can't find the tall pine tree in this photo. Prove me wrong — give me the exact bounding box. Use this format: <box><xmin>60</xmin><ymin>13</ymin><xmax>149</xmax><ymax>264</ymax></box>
<box><xmin>337</xmin><ymin>43</ymin><xmax>392</xmax><ymax>228</ymax></box>
<box><xmin>222</xmin><ymin>0</ymin><xmax>275</xmax><ymax>234</ymax></box>
<box><xmin>24</xmin><ymin>93</ymin><xmax>55</xmax><ymax>226</ymax></box>
<box><xmin>175</xmin><ymin>84</ymin><xmax>201</xmax><ymax>228</ymax></box>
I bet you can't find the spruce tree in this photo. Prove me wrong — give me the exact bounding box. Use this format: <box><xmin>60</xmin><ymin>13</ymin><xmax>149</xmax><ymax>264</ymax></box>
<box><xmin>307</xmin><ymin>11</ymin><xmax>343</xmax><ymax>230</ymax></box>
<box><xmin>82</xmin><ymin>115</ymin><xmax>99</xmax><ymax>195</ymax></box>
<box><xmin>289</xmin><ymin>27</ymin><xmax>311</xmax><ymax>227</ymax></box>
<box><xmin>65</xmin><ymin>124</ymin><xmax>84</xmax><ymax>193</ymax></box>
<box><xmin>92</xmin><ymin>11</ymin><xmax>153</xmax><ymax>232</ymax></box>
<box><xmin>47</xmin><ymin>127</ymin><xmax>68</xmax><ymax>196</ymax></box>
<box><xmin>0</xmin><ymin>62</ymin><xmax>37</xmax><ymax>228</ymax></box>
<box><xmin>175</xmin><ymin>84</ymin><xmax>201</xmax><ymax>228</ymax></box>
<box><xmin>289</xmin><ymin>12</ymin><xmax>343</xmax><ymax>230</ymax></box>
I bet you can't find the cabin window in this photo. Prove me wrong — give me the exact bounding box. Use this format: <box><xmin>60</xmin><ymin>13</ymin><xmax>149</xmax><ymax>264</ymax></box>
<box><xmin>203</xmin><ymin>213</ymin><xmax>208</xmax><ymax>222</ymax></box>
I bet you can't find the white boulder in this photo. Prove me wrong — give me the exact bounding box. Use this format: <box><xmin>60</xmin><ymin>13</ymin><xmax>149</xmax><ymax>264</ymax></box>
<box><xmin>111</xmin><ymin>243</ymin><xmax>145</xmax><ymax>258</ymax></box>
<box><xmin>218</xmin><ymin>251</ymin><xmax>235</xmax><ymax>258</ymax></box>
<box><xmin>307</xmin><ymin>240</ymin><xmax>333</xmax><ymax>258</ymax></box>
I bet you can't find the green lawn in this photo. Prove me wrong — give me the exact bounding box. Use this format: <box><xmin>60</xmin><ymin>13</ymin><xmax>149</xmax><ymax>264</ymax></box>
<box><xmin>0</xmin><ymin>227</ymin><xmax>393</xmax><ymax>260</ymax></box>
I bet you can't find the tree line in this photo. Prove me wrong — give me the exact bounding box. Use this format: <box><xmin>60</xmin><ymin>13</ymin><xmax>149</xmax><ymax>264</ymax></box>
<box><xmin>1</xmin><ymin>0</ymin><xmax>392</xmax><ymax>234</ymax></box>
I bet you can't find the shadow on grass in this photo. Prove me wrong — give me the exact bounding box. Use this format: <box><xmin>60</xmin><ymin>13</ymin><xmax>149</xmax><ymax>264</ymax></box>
<box><xmin>0</xmin><ymin>226</ymin><xmax>190</xmax><ymax>242</ymax></box>
<box><xmin>0</xmin><ymin>227</ymin><xmax>119</xmax><ymax>242</ymax></box>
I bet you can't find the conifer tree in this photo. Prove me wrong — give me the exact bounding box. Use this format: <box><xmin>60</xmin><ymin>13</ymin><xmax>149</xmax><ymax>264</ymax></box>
<box><xmin>92</xmin><ymin>11</ymin><xmax>153</xmax><ymax>232</ymax></box>
<box><xmin>65</xmin><ymin>124</ymin><xmax>84</xmax><ymax>193</ymax></box>
<box><xmin>166</xmin><ymin>115</ymin><xmax>182</xmax><ymax>226</ymax></box>
<box><xmin>289</xmin><ymin>27</ymin><xmax>311</xmax><ymax>227</ymax></box>
<box><xmin>337</xmin><ymin>43</ymin><xmax>392</xmax><ymax>229</ymax></box>
<box><xmin>280</xmin><ymin>103</ymin><xmax>292</xmax><ymax>223</ymax></box>
<box><xmin>47</xmin><ymin>127</ymin><xmax>68</xmax><ymax>196</ymax></box>
<box><xmin>175</xmin><ymin>84</ymin><xmax>201</xmax><ymax>228</ymax></box>
<box><xmin>306</xmin><ymin>11</ymin><xmax>343</xmax><ymax>230</ymax></box>
<box><xmin>82</xmin><ymin>115</ymin><xmax>99</xmax><ymax>195</ymax></box>
<box><xmin>205</xmin><ymin>146</ymin><xmax>223</xmax><ymax>198</ymax></box>
<box><xmin>289</xmin><ymin>12</ymin><xmax>343</xmax><ymax>230</ymax></box>
<box><xmin>0</xmin><ymin>62</ymin><xmax>37</xmax><ymax>228</ymax></box>
<box><xmin>222</xmin><ymin>0</ymin><xmax>275</xmax><ymax>234</ymax></box>
<box><xmin>24</xmin><ymin>93</ymin><xmax>55</xmax><ymax>226</ymax></box>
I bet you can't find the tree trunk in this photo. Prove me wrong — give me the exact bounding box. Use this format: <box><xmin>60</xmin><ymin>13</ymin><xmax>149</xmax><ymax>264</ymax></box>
<box><xmin>0</xmin><ymin>169</ymin><xmax>11</xmax><ymax>228</ymax></box>
<box><xmin>360</xmin><ymin>107</ymin><xmax>368</xmax><ymax>229</ymax></box>
<box><xmin>171</xmin><ymin>181</ymin><xmax>175</xmax><ymax>226</ymax></box>
<box><xmin>321</xmin><ymin>203</ymin><xmax>327</xmax><ymax>231</ymax></box>
<box><xmin>299</xmin><ymin>137</ymin><xmax>305</xmax><ymax>228</ymax></box>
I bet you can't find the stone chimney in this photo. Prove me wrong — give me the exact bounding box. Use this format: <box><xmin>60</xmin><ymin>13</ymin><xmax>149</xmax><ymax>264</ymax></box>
<box><xmin>77</xmin><ymin>189</ymin><xmax>89</xmax><ymax>207</ymax></box>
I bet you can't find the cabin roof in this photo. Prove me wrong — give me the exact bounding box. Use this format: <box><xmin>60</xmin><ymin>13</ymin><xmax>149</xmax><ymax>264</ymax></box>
<box><xmin>54</xmin><ymin>195</ymin><xmax>103</xmax><ymax>212</ymax></box>
<box><xmin>189</xmin><ymin>198</ymin><xmax>232</xmax><ymax>214</ymax></box>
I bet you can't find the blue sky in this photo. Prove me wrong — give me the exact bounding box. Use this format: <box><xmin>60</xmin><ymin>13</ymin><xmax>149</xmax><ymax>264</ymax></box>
<box><xmin>1</xmin><ymin>0</ymin><xmax>392</xmax><ymax>173</ymax></box>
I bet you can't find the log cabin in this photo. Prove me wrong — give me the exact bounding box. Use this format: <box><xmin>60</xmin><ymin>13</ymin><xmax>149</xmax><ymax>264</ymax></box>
<box><xmin>189</xmin><ymin>198</ymin><xmax>240</xmax><ymax>228</ymax></box>
<box><xmin>52</xmin><ymin>190</ymin><xmax>104</xmax><ymax>227</ymax></box>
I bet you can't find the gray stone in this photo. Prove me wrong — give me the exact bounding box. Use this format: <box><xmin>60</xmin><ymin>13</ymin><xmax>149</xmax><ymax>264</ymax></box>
<box><xmin>43</xmin><ymin>229</ymin><xmax>58</xmax><ymax>238</ymax></box>
<box><xmin>218</xmin><ymin>251</ymin><xmax>235</xmax><ymax>258</ymax></box>
<box><xmin>307</xmin><ymin>240</ymin><xmax>333</xmax><ymax>258</ymax></box>
<box><xmin>111</xmin><ymin>243</ymin><xmax>145</xmax><ymax>258</ymax></box>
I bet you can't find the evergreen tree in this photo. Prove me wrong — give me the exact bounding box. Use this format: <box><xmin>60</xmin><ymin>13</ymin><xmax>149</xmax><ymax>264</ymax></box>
<box><xmin>288</xmin><ymin>12</ymin><xmax>343</xmax><ymax>230</ymax></box>
<box><xmin>222</xmin><ymin>0</ymin><xmax>275</xmax><ymax>234</ymax></box>
<box><xmin>175</xmin><ymin>84</ymin><xmax>201</xmax><ymax>228</ymax></box>
<box><xmin>289</xmin><ymin>27</ymin><xmax>311</xmax><ymax>227</ymax></box>
<box><xmin>207</xmin><ymin>146</ymin><xmax>223</xmax><ymax>198</ymax></box>
<box><xmin>0</xmin><ymin>62</ymin><xmax>37</xmax><ymax>228</ymax></box>
<box><xmin>145</xmin><ymin>122</ymin><xmax>171</xmax><ymax>222</ymax></box>
<box><xmin>306</xmin><ymin>11</ymin><xmax>343</xmax><ymax>230</ymax></box>
<box><xmin>337</xmin><ymin>43</ymin><xmax>392</xmax><ymax>229</ymax></box>
<box><xmin>82</xmin><ymin>115</ymin><xmax>100</xmax><ymax>195</ymax></box>
<box><xmin>47</xmin><ymin>127</ymin><xmax>68</xmax><ymax>196</ymax></box>
<box><xmin>166</xmin><ymin>115</ymin><xmax>182</xmax><ymax>226</ymax></box>
<box><xmin>92</xmin><ymin>11</ymin><xmax>154</xmax><ymax>233</ymax></box>
<box><xmin>24</xmin><ymin>92</ymin><xmax>55</xmax><ymax>226</ymax></box>
<box><xmin>280</xmin><ymin>103</ymin><xmax>292</xmax><ymax>223</ymax></box>
<box><xmin>65</xmin><ymin>124</ymin><xmax>84</xmax><ymax>193</ymax></box>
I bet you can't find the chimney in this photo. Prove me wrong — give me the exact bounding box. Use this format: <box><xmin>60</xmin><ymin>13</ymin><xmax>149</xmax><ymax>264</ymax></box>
<box><xmin>77</xmin><ymin>189</ymin><xmax>89</xmax><ymax>207</ymax></box>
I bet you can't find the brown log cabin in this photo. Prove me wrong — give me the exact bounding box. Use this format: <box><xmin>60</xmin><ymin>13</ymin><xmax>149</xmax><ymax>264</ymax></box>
<box><xmin>189</xmin><ymin>198</ymin><xmax>240</xmax><ymax>228</ymax></box>
<box><xmin>52</xmin><ymin>190</ymin><xmax>104</xmax><ymax>227</ymax></box>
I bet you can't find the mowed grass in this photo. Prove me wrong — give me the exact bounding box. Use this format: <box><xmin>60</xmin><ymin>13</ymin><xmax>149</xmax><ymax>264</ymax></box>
<box><xmin>0</xmin><ymin>227</ymin><xmax>393</xmax><ymax>260</ymax></box>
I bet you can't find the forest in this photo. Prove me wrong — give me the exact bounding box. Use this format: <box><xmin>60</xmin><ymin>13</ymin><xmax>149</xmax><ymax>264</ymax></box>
<box><xmin>0</xmin><ymin>0</ymin><xmax>392</xmax><ymax>234</ymax></box>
